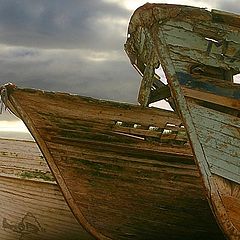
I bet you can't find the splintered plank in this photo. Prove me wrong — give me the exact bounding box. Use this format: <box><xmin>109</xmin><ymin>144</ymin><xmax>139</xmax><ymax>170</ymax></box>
<box><xmin>162</xmin><ymin>18</ymin><xmax>240</xmax><ymax>70</ymax></box>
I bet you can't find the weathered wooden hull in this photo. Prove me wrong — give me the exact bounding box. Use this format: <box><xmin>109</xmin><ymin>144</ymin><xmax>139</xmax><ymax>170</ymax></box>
<box><xmin>125</xmin><ymin>3</ymin><xmax>240</xmax><ymax>239</ymax></box>
<box><xmin>1</xmin><ymin>86</ymin><xmax>224</xmax><ymax>239</ymax></box>
<box><xmin>0</xmin><ymin>138</ymin><xmax>93</xmax><ymax>240</ymax></box>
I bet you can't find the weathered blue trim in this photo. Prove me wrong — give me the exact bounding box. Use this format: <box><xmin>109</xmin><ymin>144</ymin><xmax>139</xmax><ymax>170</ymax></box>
<box><xmin>176</xmin><ymin>72</ymin><xmax>240</xmax><ymax>99</ymax></box>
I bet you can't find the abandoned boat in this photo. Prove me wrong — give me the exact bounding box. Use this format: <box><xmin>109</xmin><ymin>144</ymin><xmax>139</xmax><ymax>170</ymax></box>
<box><xmin>125</xmin><ymin>3</ymin><xmax>240</xmax><ymax>239</ymax></box>
<box><xmin>0</xmin><ymin>84</ymin><xmax>224</xmax><ymax>239</ymax></box>
<box><xmin>0</xmin><ymin>137</ymin><xmax>93</xmax><ymax>240</ymax></box>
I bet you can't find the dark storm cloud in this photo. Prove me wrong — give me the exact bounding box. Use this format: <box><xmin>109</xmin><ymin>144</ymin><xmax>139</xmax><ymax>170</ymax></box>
<box><xmin>1</xmin><ymin>0</ymin><xmax>239</xmax><ymax>125</ymax></box>
<box><xmin>0</xmin><ymin>48</ymin><xmax>140</xmax><ymax>102</ymax></box>
<box><xmin>0</xmin><ymin>0</ymin><xmax>141</xmax><ymax>124</ymax></box>
<box><xmin>0</xmin><ymin>46</ymin><xmax>140</xmax><ymax>121</ymax></box>
<box><xmin>0</xmin><ymin>0</ymin><xmax>129</xmax><ymax>50</ymax></box>
<box><xmin>0</xmin><ymin>48</ymin><xmax>139</xmax><ymax>100</ymax></box>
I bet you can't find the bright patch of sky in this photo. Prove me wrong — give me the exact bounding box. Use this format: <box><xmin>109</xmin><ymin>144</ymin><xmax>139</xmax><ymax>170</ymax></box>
<box><xmin>234</xmin><ymin>74</ymin><xmax>240</xmax><ymax>84</ymax></box>
<box><xmin>0</xmin><ymin>120</ymin><xmax>28</xmax><ymax>132</ymax></box>
<box><xmin>104</xmin><ymin>0</ymin><xmax>215</xmax><ymax>10</ymax></box>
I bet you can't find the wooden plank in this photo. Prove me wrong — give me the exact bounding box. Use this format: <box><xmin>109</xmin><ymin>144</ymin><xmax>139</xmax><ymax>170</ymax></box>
<box><xmin>162</xmin><ymin>23</ymin><xmax>208</xmax><ymax>51</ymax></box>
<box><xmin>14</xmin><ymin>90</ymin><xmax>188</xmax><ymax>148</ymax></box>
<box><xmin>207</xmin><ymin>154</ymin><xmax>240</xmax><ymax>183</ymax></box>
<box><xmin>183</xmin><ymin>87</ymin><xmax>240</xmax><ymax>110</ymax></box>
<box><xmin>0</xmin><ymin>138</ymin><xmax>94</xmax><ymax>240</ymax></box>
<box><xmin>213</xmin><ymin>175</ymin><xmax>240</xmax><ymax>231</ymax></box>
<box><xmin>0</xmin><ymin>138</ymin><xmax>54</xmax><ymax>183</ymax></box>
<box><xmin>212</xmin><ymin>9</ymin><xmax>240</xmax><ymax>28</ymax></box>
<box><xmin>196</xmin><ymin>126</ymin><xmax>239</xmax><ymax>151</ymax></box>
<box><xmin>148</xmin><ymin>85</ymin><xmax>171</xmax><ymax>104</ymax></box>
<box><xmin>47</xmin><ymin>143</ymin><xmax>196</xmax><ymax>178</ymax></box>
<box><xmin>211</xmin><ymin>165</ymin><xmax>240</xmax><ymax>184</ymax></box>
<box><xmin>188</xmin><ymin>100</ymin><xmax>240</xmax><ymax>128</ymax></box>
<box><xmin>220</xmin><ymin>195</ymin><xmax>240</xmax><ymax>230</ymax></box>
<box><xmin>47</xmin><ymin>141</ymin><xmax>193</xmax><ymax>167</ymax></box>
<box><xmin>192</xmin><ymin>17</ymin><xmax>240</xmax><ymax>42</ymax></box>
<box><xmin>203</xmin><ymin>145</ymin><xmax>239</xmax><ymax>168</ymax></box>
<box><xmin>177</xmin><ymin>72</ymin><xmax>240</xmax><ymax>100</ymax></box>
<box><xmin>187</xmin><ymin>101</ymin><xmax>239</xmax><ymax>182</ymax></box>
<box><xmin>0</xmin><ymin>177</ymin><xmax>92</xmax><ymax>240</ymax></box>
<box><xmin>162</xmin><ymin>19</ymin><xmax>240</xmax><ymax>70</ymax></box>
<box><xmin>16</xmin><ymin>89</ymin><xmax>181</xmax><ymax>127</ymax></box>
<box><xmin>189</xmin><ymin>109</ymin><xmax>240</xmax><ymax>140</ymax></box>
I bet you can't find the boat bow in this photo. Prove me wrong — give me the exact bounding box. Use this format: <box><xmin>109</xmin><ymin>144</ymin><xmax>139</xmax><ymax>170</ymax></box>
<box><xmin>0</xmin><ymin>83</ymin><xmax>224</xmax><ymax>239</ymax></box>
<box><xmin>126</xmin><ymin>3</ymin><xmax>240</xmax><ymax>239</ymax></box>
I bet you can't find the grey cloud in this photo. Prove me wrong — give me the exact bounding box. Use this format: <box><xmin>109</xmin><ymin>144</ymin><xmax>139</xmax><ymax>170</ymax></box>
<box><xmin>0</xmin><ymin>46</ymin><xmax>139</xmax><ymax>101</ymax></box>
<box><xmin>0</xmin><ymin>0</ymin><xmax>139</xmax><ymax>115</ymax></box>
<box><xmin>0</xmin><ymin>47</ymin><xmax>140</xmax><ymax>122</ymax></box>
<box><xmin>0</xmin><ymin>0</ymin><xmax>130</xmax><ymax>50</ymax></box>
<box><xmin>0</xmin><ymin>1</ymin><xmax>140</xmax><ymax>124</ymax></box>
<box><xmin>1</xmin><ymin>0</ymin><xmax>239</xmax><ymax>124</ymax></box>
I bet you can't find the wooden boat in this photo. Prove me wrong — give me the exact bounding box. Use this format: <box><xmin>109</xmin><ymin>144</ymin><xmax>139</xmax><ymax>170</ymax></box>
<box><xmin>0</xmin><ymin>137</ymin><xmax>94</xmax><ymax>240</ymax></box>
<box><xmin>0</xmin><ymin>84</ymin><xmax>224</xmax><ymax>239</ymax></box>
<box><xmin>125</xmin><ymin>3</ymin><xmax>240</xmax><ymax>239</ymax></box>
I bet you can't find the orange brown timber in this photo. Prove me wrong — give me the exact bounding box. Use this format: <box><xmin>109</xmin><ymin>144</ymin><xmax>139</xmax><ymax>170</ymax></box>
<box><xmin>0</xmin><ymin>138</ymin><xmax>93</xmax><ymax>240</ymax></box>
<box><xmin>2</xmin><ymin>85</ymin><xmax>224</xmax><ymax>239</ymax></box>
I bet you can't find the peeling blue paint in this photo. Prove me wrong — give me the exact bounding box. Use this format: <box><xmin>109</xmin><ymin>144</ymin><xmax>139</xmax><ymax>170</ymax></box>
<box><xmin>177</xmin><ymin>72</ymin><xmax>240</xmax><ymax>99</ymax></box>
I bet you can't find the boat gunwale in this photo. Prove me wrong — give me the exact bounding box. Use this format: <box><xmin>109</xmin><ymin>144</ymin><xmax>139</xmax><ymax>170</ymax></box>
<box><xmin>125</xmin><ymin>3</ymin><xmax>240</xmax><ymax>239</ymax></box>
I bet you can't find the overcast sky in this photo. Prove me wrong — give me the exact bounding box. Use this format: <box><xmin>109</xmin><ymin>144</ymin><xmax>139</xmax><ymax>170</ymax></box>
<box><xmin>0</xmin><ymin>0</ymin><xmax>239</xmax><ymax>128</ymax></box>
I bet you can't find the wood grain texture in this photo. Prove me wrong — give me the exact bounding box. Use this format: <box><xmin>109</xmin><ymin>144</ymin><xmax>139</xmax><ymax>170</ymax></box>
<box><xmin>125</xmin><ymin>3</ymin><xmax>240</xmax><ymax>239</ymax></box>
<box><xmin>188</xmin><ymin>102</ymin><xmax>240</xmax><ymax>183</ymax></box>
<box><xmin>4</xmin><ymin>88</ymin><xmax>225</xmax><ymax>240</ymax></box>
<box><xmin>186</xmin><ymin>100</ymin><xmax>240</xmax><ymax>235</ymax></box>
<box><xmin>182</xmin><ymin>86</ymin><xmax>240</xmax><ymax>110</ymax></box>
<box><xmin>214</xmin><ymin>175</ymin><xmax>240</xmax><ymax>232</ymax></box>
<box><xmin>0</xmin><ymin>138</ymin><xmax>93</xmax><ymax>240</ymax></box>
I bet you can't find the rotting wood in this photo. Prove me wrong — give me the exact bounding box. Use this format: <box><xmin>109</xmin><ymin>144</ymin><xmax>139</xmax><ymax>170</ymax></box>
<box><xmin>0</xmin><ymin>85</ymin><xmax>225</xmax><ymax>239</ymax></box>
<box><xmin>125</xmin><ymin>3</ymin><xmax>240</xmax><ymax>239</ymax></box>
<box><xmin>0</xmin><ymin>138</ymin><xmax>94</xmax><ymax>240</ymax></box>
